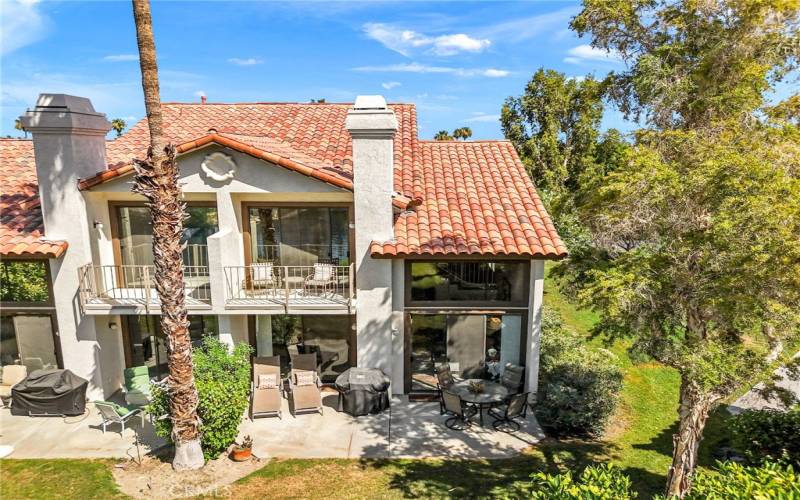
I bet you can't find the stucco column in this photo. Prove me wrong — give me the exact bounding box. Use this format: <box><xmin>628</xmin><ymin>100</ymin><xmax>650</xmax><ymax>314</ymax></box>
<box><xmin>524</xmin><ymin>260</ymin><xmax>546</xmax><ymax>395</ymax></box>
<box><xmin>20</xmin><ymin>94</ymin><xmax>112</xmax><ymax>399</ymax></box>
<box><xmin>346</xmin><ymin>96</ymin><xmax>398</xmax><ymax>381</ymax></box>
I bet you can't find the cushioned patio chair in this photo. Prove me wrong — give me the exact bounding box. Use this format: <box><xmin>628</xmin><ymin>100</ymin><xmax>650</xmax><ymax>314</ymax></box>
<box><xmin>488</xmin><ymin>392</ymin><xmax>529</xmax><ymax>432</ymax></box>
<box><xmin>442</xmin><ymin>390</ymin><xmax>477</xmax><ymax>430</ymax></box>
<box><xmin>435</xmin><ymin>364</ymin><xmax>456</xmax><ymax>415</ymax></box>
<box><xmin>123</xmin><ymin>365</ymin><xmax>151</xmax><ymax>407</ymax></box>
<box><xmin>303</xmin><ymin>262</ymin><xmax>337</xmax><ymax>296</ymax></box>
<box><xmin>95</xmin><ymin>401</ymin><xmax>144</xmax><ymax>437</ymax></box>
<box><xmin>251</xmin><ymin>355</ymin><xmax>283</xmax><ymax>419</ymax></box>
<box><xmin>250</xmin><ymin>262</ymin><xmax>279</xmax><ymax>294</ymax></box>
<box><xmin>500</xmin><ymin>363</ymin><xmax>525</xmax><ymax>395</ymax></box>
<box><xmin>0</xmin><ymin>365</ymin><xmax>27</xmax><ymax>406</ymax></box>
<box><xmin>287</xmin><ymin>353</ymin><xmax>323</xmax><ymax>416</ymax></box>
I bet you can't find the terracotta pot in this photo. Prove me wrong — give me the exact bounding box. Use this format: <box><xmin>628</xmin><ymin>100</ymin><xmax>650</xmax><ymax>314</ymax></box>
<box><xmin>230</xmin><ymin>447</ymin><xmax>252</xmax><ymax>462</ymax></box>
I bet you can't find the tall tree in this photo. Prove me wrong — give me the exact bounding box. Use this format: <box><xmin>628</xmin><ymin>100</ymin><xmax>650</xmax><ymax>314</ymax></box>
<box><xmin>569</xmin><ymin>1</ymin><xmax>800</xmax><ymax>496</ymax></box>
<box><xmin>111</xmin><ymin>118</ymin><xmax>127</xmax><ymax>138</ymax></box>
<box><xmin>571</xmin><ymin>0</ymin><xmax>800</xmax><ymax>129</ymax></box>
<box><xmin>131</xmin><ymin>0</ymin><xmax>203</xmax><ymax>470</ymax></box>
<box><xmin>453</xmin><ymin>126</ymin><xmax>472</xmax><ymax>140</ymax></box>
<box><xmin>501</xmin><ymin>69</ymin><xmax>606</xmax><ymax>196</ymax></box>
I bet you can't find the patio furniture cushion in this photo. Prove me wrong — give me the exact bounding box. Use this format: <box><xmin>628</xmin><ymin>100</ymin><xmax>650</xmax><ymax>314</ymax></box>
<box><xmin>294</xmin><ymin>371</ymin><xmax>316</xmax><ymax>386</ymax></box>
<box><xmin>1</xmin><ymin>365</ymin><xmax>27</xmax><ymax>387</ymax></box>
<box><xmin>257</xmin><ymin>373</ymin><xmax>279</xmax><ymax>389</ymax></box>
<box><xmin>312</xmin><ymin>263</ymin><xmax>334</xmax><ymax>281</ymax></box>
<box><xmin>251</xmin><ymin>263</ymin><xmax>276</xmax><ymax>286</ymax></box>
<box><xmin>94</xmin><ymin>400</ymin><xmax>131</xmax><ymax>416</ymax></box>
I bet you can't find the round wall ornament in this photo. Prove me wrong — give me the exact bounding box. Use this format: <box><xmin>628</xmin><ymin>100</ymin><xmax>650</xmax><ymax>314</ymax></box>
<box><xmin>201</xmin><ymin>152</ymin><xmax>237</xmax><ymax>181</ymax></box>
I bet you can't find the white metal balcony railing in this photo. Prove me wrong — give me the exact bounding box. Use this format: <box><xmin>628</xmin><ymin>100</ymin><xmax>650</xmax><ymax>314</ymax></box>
<box><xmin>78</xmin><ymin>264</ymin><xmax>211</xmax><ymax>310</ymax></box>
<box><xmin>253</xmin><ymin>244</ymin><xmax>349</xmax><ymax>267</ymax></box>
<box><xmin>224</xmin><ymin>264</ymin><xmax>354</xmax><ymax>307</ymax></box>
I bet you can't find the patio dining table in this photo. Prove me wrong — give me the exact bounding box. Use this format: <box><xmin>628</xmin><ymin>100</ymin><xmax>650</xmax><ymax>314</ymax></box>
<box><xmin>449</xmin><ymin>379</ymin><xmax>509</xmax><ymax>427</ymax></box>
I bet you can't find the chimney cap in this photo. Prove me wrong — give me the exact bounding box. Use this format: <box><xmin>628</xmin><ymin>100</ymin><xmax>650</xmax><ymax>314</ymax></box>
<box><xmin>353</xmin><ymin>95</ymin><xmax>388</xmax><ymax>110</ymax></box>
<box><xmin>20</xmin><ymin>93</ymin><xmax>111</xmax><ymax>135</ymax></box>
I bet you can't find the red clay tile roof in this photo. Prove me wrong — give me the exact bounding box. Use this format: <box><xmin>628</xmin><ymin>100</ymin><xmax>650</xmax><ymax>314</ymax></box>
<box><xmin>2</xmin><ymin>102</ymin><xmax>566</xmax><ymax>259</ymax></box>
<box><xmin>0</xmin><ymin>139</ymin><xmax>68</xmax><ymax>258</ymax></box>
<box><xmin>370</xmin><ymin>141</ymin><xmax>566</xmax><ymax>258</ymax></box>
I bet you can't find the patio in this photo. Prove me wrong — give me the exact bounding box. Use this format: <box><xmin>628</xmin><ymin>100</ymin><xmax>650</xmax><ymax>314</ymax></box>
<box><xmin>0</xmin><ymin>392</ymin><xmax>543</xmax><ymax>460</ymax></box>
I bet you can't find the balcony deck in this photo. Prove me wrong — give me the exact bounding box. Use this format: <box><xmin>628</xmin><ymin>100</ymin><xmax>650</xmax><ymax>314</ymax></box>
<box><xmin>78</xmin><ymin>263</ymin><xmax>354</xmax><ymax>314</ymax></box>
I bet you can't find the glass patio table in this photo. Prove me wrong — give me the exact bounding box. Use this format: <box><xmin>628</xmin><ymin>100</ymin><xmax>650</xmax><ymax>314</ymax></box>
<box><xmin>449</xmin><ymin>379</ymin><xmax>509</xmax><ymax>426</ymax></box>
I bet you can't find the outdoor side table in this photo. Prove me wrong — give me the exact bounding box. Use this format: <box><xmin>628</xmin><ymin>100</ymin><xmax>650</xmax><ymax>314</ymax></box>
<box><xmin>449</xmin><ymin>379</ymin><xmax>509</xmax><ymax>426</ymax></box>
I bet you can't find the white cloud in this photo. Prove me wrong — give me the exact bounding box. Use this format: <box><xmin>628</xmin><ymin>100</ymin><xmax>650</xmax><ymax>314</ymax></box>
<box><xmin>381</xmin><ymin>81</ymin><xmax>402</xmax><ymax>90</ymax></box>
<box><xmin>103</xmin><ymin>54</ymin><xmax>139</xmax><ymax>62</ymax></box>
<box><xmin>227</xmin><ymin>57</ymin><xmax>263</xmax><ymax>66</ymax></box>
<box><xmin>564</xmin><ymin>44</ymin><xmax>622</xmax><ymax>64</ymax></box>
<box><xmin>193</xmin><ymin>90</ymin><xmax>206</xmax><ymax>98</ymax></box>
<box><xmin>464</xmin><ymin>112</ymin><xmax>500</xmax><ymax>123</ymax></box>
<box><xmin>483</xmin><ymin>68</ymin><xmax>510</xmax><ymax>78</ymax></box>
<box><xmin>478</xmin><ymin>6</ymin><xmax>579</xmax><ymax>44</ymax></box>
<box><xmin>1</xmin><ymin>0</ymin><xmax>49</xmax><ymax>55</ymax></box>
<box><xmin>363</xmin><ymin>23</ymin><xmax>490</xmax><ymax>57</ymax></box>
<box><xmin>354</xmin><ymin>63</ymin><xmax>511</xmax><ymax>78</ymax></box>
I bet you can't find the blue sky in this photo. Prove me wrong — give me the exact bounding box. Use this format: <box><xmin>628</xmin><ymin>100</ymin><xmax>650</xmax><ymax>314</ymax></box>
<box><xmin>1</xmin><ymin>0</ymin><xmax>630</xmax><ymax>139</ymax></box>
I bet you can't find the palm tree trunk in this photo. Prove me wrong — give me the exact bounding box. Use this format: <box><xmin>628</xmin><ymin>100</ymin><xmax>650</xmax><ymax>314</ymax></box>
<box><xmin>665</xmin><ymin>380</ymin><xmax>714</xmax><ymax>497</ymax></box>
<box><xmin>131</xmin><ymin>0</ymin><xmax>203</xmax><ymax>470</ymax></box>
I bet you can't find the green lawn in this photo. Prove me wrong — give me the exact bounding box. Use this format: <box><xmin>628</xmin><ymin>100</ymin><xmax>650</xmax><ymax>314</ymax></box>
<box><xmin>1</xmin><ymin>266</ymin><xmax>737</xmax><ymax>499</ymax></box>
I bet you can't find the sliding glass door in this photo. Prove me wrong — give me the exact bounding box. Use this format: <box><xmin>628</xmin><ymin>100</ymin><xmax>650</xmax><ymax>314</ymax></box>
<box><xmin>408</xmin><ymin>313</ymin><xmax>524</xmax><ymax>392</ymax></box>
<box><xmin>247</xmin><ymin>206</ymin><xmax>350</xmax><ymax>266</ymax></box>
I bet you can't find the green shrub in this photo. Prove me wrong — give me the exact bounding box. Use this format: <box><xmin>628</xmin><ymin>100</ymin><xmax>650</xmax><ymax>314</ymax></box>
<box><xmin>535</xmin><ymin>308</ymin><xmax>623</xmax><ymax>437</ymax></box>
<box><xmin>528</xmin><ymin>464</ymin><xmax>637</xmax><ymax>499</ymax></box>
<box><xmin>147</xmin><ymin>336</ymin><xmax>252</xmax><ymax>460</ymax></box>
<box><xmin>730</xmin><ymin>408</ymin><xmax>800</xmax><ymax>466</ymax></box>
<box><xmin>686</xmin><ymin>461</ymin><xmax>800</xmax><ymax>499</ymax></box>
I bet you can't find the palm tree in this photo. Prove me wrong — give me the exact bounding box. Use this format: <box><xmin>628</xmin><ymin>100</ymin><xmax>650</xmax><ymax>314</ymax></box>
<box><xmin>111</xmin><ymin>118</ymin><xmax>127</xmax><ymax>137</ymax></box>
<box><xmin>14</xmin><ymin>119</ymin><xmax>27</xmax><ymax>138</ymax></box>
<box><xmin>453</xmin><ymin>127</ymin><xmax>472</xmax><ymax>140</ymax></box>
<box><xmin>131</xmin><ymin>0</ymin><xmax>203</xmax><ymax>471</ymax></box>
<box><xmin>434</xmin><ymin>130</ymin><xmax>453</xmax><ymax>141</ymax></box>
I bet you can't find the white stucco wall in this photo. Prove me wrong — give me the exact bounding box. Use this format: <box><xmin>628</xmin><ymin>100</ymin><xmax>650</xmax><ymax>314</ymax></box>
<box><xmin>94</xmin><ymin>315</ymin><xmax>125</xmax><ymax>397</ymax></box>
<box><xmin>525</xmin><ymin>260</ymin><xmax>546</xmax><ymax>395</ymax></box>
<box><xmin>347</xmin><ymin>98</ymin><xmax>398</xmax><ymax>385</ymax></box>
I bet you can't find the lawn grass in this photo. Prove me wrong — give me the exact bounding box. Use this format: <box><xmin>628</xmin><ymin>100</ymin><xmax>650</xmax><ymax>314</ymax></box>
<box><xmin>0</xmin><ymin>459</ymin><xmax>126</xmax><ymax>500</ymax></box>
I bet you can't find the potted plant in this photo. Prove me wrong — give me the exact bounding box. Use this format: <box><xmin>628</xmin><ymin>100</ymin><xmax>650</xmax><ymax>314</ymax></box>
<box><xmin>230</xmin><ymin>435</ymin><xmax>253</xmax><ymax>462</ymax></box>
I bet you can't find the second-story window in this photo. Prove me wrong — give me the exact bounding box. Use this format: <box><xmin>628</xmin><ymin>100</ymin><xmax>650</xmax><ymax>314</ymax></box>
<box><xmin>115</xmin><ymin>204</ymin><xmax>218</xmax><ymax>268</ymax></box>
<box><xmin>247</xmin><ymin>206</ymin><xmax>349</xmax><ymax>266</ymax></box>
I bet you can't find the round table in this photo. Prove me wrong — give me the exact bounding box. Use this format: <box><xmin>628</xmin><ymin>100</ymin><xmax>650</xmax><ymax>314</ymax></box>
<box><xmin>449</xmin><ymin>379</ymin><xmax>509</xmax><ymax>426</ymax></box>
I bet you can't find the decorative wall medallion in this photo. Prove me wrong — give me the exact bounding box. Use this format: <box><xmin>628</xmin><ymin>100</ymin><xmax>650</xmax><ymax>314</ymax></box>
<box><xmin>201</xmin><ymin>152</ymin><xmax>237</xmax><ymax>181</ymax></box>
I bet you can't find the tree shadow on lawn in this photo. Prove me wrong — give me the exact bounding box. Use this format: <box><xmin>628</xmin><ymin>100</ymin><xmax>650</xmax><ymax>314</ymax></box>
<box><xmin>360</xmin><ymin>438</ymin><xmax>618</xmax><ymax>498</ymax></box>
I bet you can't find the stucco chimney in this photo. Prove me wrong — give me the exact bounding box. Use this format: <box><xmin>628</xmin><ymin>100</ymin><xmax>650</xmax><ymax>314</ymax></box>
<box><xmin>19</xmin><ymin>94</ymin><xmax>111</xmax><ymax>399</ymax></box>
<box><xmin>346</xmin><ymin>95</ymin><xmax>398</xmax><ymax>381</ymax></box>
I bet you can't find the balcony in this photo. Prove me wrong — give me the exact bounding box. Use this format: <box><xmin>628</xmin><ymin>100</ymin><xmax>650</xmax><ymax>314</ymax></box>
<box><xmin>223</xmin><ymin>263</ymin><xmax>354</xmax><ymax>312</ymax></box>
<box><xmin>78</xmin><ymin>264</ymin><xmax>212</xmax><ymax>314</ymax></box>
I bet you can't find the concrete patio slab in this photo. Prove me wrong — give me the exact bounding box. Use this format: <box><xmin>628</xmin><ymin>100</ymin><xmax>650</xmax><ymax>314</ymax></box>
<box><xmin>0</xmin><ymin>392</ymin><xmax>543</xmax><ymax>461</ymax></box>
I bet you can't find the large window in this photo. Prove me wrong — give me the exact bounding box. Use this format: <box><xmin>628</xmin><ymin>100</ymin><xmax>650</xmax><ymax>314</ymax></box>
<box><xmin>1</xmin><ymin>314</ymin><xmax>58</xmax><ymax>372</ymax></box>
<box><xmin>1</xmin><ymin>261</ymin><xmax>49</xmax><ymax>303</ymax></box>
<box><xmin>408</xmin><ymin>261</ymin><xmax>529</xmax><ymax>305</ymax></box>
<box><xmin>116</xmin><ymin>205</ymin><xmax>218</xmax><ymax>268</ymax></box>
<box><xmin>123</xmin><ymin>315</ymin><xmax>218</xmax><ymax>379</ymax></box>
<box><xmin>251</xmin><ymin>314</ymin><xmax>354</xmax><ymax>383</ymax></box>
<box><xmin>409</xmin><ymin>313</ymin><xmax>523</xmax><ymax>392</ymax></box>
<box><xmin>247</xmin><ymin>206</ymin><xmax>350</xmax><ymax>266</ymax></box>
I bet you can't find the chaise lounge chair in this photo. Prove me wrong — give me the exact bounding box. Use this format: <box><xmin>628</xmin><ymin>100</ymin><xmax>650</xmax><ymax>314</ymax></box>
<box><xmin>123</xmin><ymin>365</ymin><xmax>151</xmax><ymax>407</ymax></box>
<box><xmin>251</xmin><ymin>355</ymin><xmax>283</xmax><ymax>419</ymax></box>
<box><xmin>287</xmin><ymin>353</ymin><xmax>323</xmax><ymax>416</ymax></box>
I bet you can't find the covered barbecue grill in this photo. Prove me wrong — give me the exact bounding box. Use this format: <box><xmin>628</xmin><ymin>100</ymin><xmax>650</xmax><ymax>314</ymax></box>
<box><xmin>10</xmin><ymin>369</ymin><xmax>88</xmax><ymax>417</ymax></box>
<box><xmin>334</xmin><ymin>367</ymin><xmax>391</xmax><ymax>416</ymax></box>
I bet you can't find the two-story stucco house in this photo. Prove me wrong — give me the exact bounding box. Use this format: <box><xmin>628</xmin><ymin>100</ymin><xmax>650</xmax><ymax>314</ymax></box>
<box><xmin>0</xmin><ymin>93</ymin><xmax>566</xmax><ymax>400</ymax></box>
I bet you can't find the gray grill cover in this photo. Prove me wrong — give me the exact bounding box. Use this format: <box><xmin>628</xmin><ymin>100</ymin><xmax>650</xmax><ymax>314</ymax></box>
<box><xmin>10</xmin><ymin>369</ymin><xmax>88</xmax><ymax>416</ymax></box>
<box><xmin>335</xmin><ymin>367</ymin><xmax>390</xmax><ymax>416</ymax></box>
